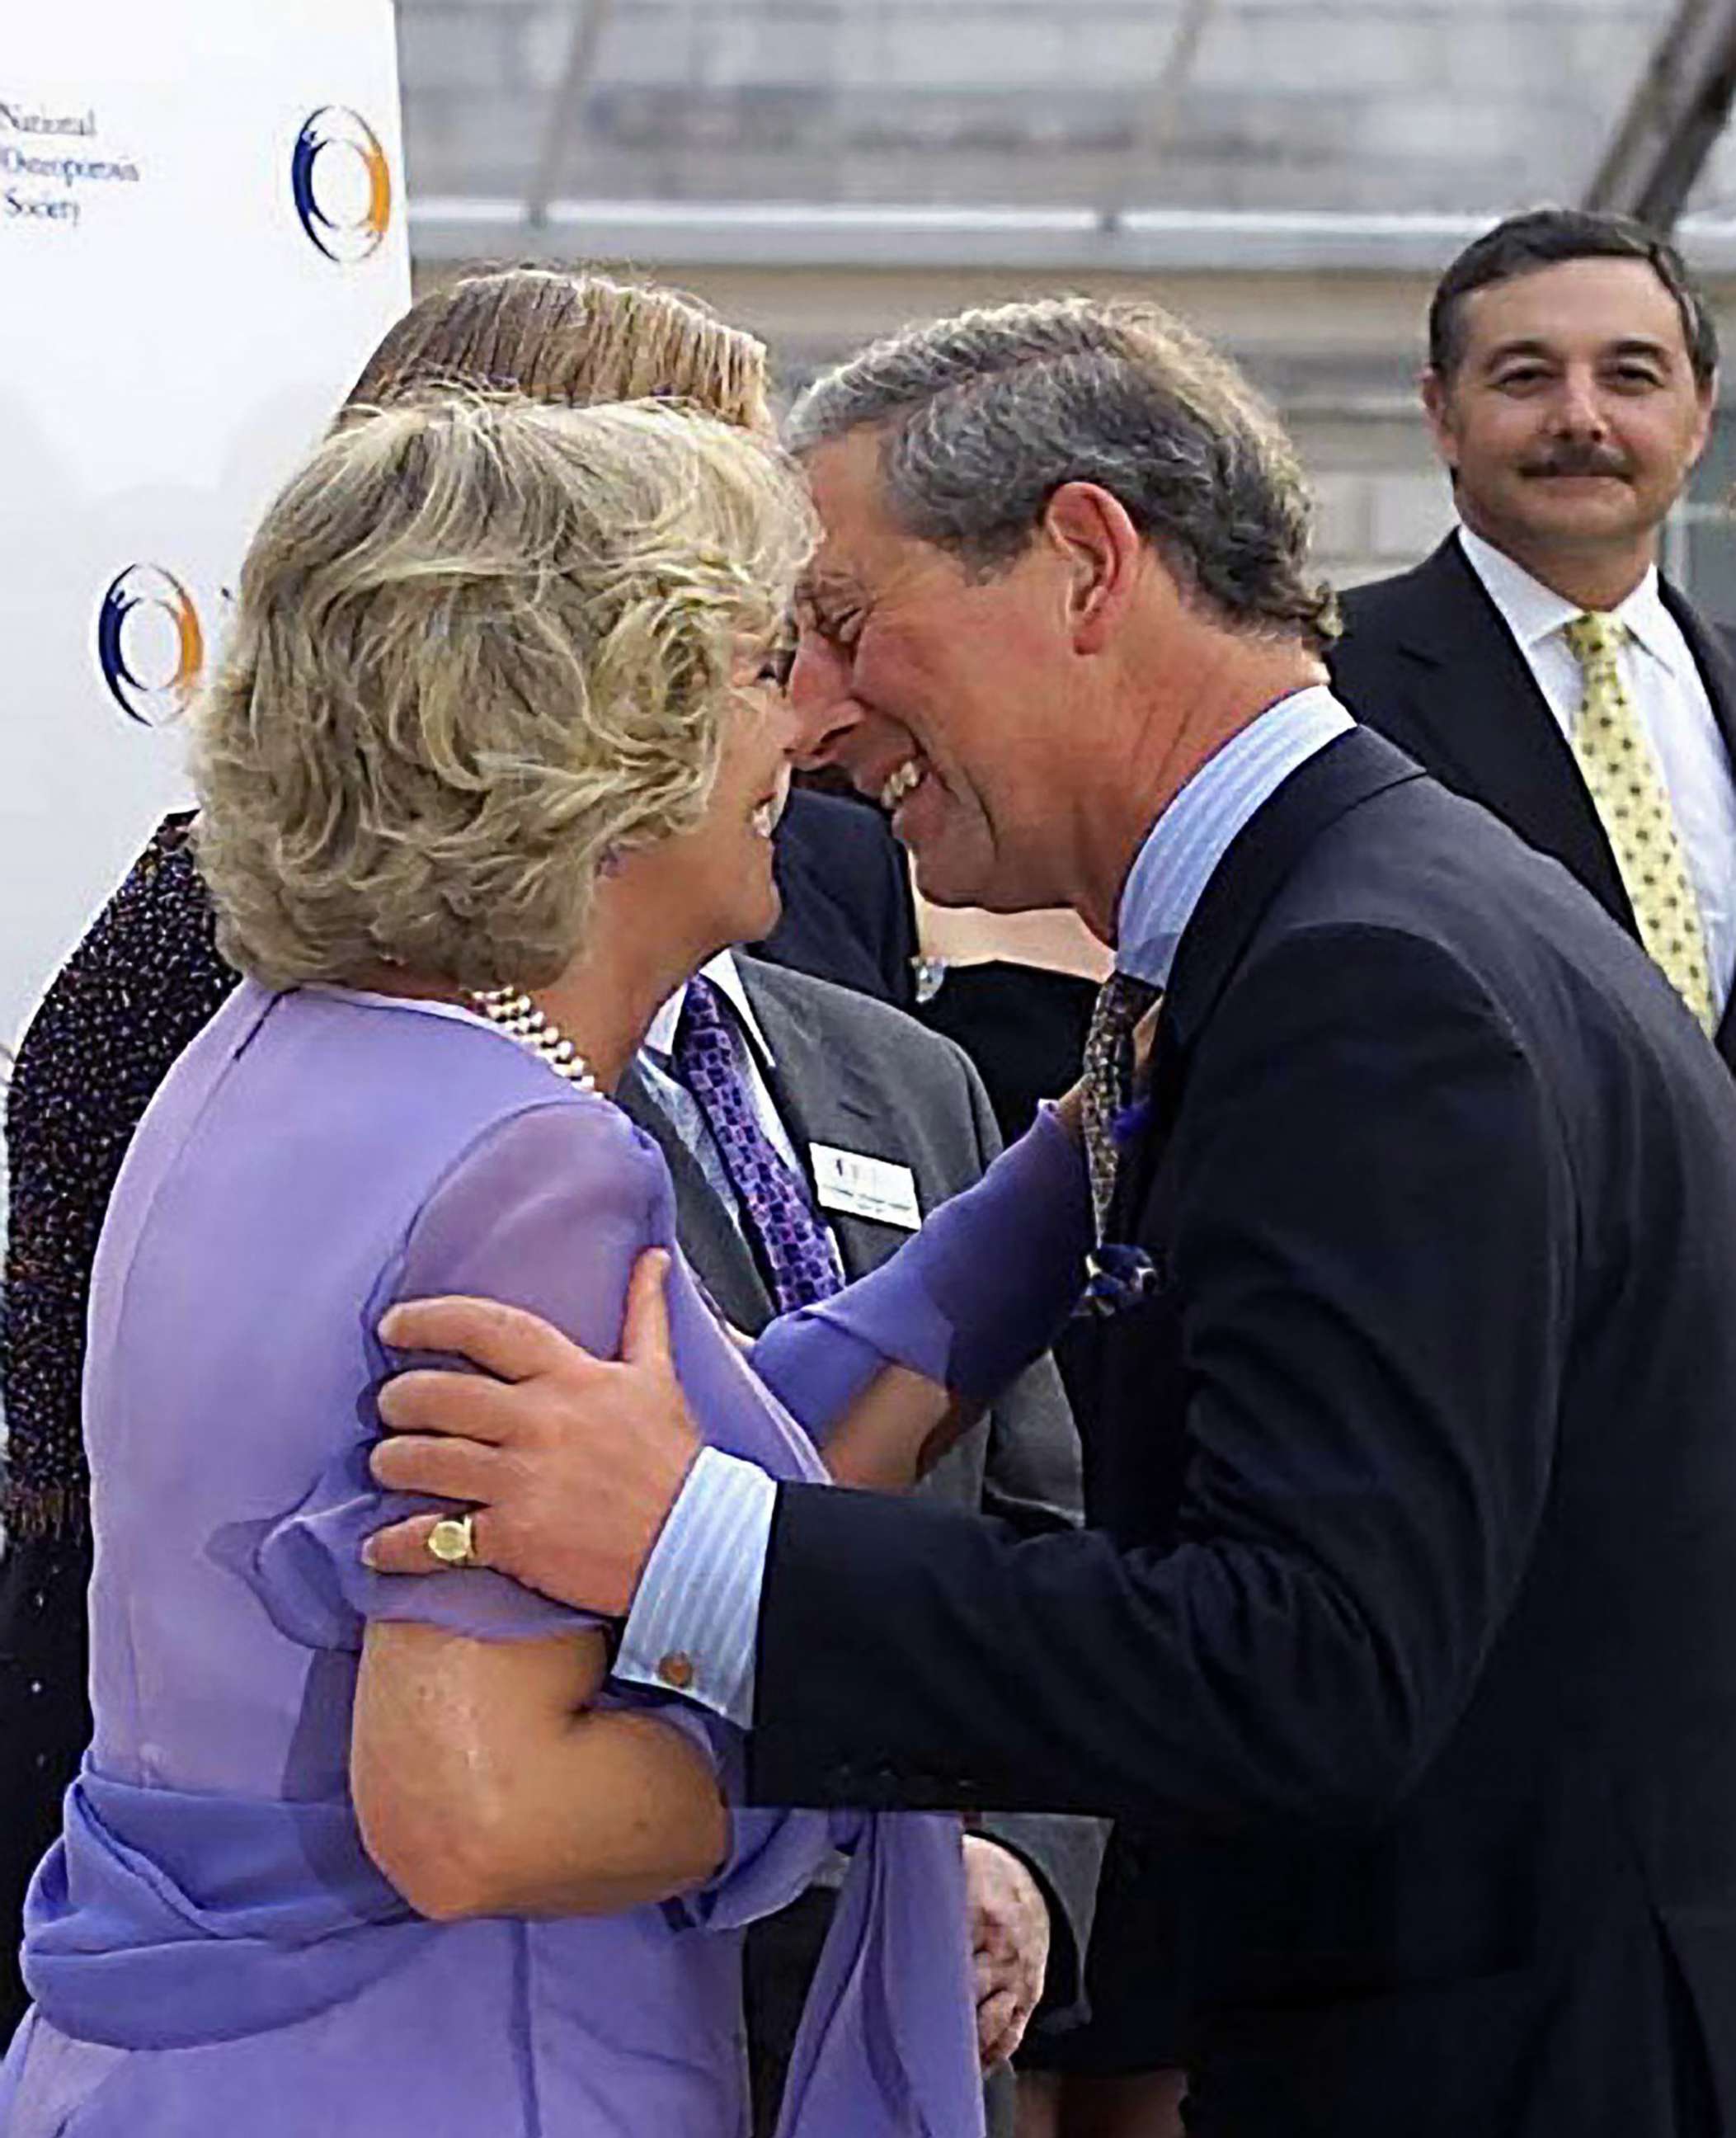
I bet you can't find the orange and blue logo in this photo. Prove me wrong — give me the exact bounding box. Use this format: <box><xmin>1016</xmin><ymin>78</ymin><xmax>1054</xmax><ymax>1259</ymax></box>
<box><xmin>292</xmin><ymin>106</ymin><xmax>392</xmax><ymax>263</ymax></box>
<box><xmin>96</xmin><ymin>566</ymin><xmax>205</xmax><ymax>727</ymax></box>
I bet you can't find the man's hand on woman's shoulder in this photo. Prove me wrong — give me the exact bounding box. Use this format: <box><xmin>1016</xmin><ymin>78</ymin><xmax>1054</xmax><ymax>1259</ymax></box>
<box><xmin>362</xmin><ymin>1250</ymin><xmax>698</xmax><ymax>1616</ymax></box>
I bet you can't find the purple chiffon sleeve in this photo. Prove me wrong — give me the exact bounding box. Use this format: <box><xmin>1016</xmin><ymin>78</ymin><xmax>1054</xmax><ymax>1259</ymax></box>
<box><xmin>252</xmin><ymin>1092</ymin><xmax>851</xmax><ymax>1919</ymax></box>
<box><xmin>252</xmin><ymin>1098</ymin><xmax>668</xmax><ymax>1651</ymax></box>
<box><xmin>749</xmin><ymin>1103</ymin><xmax>1091</xmax><ymax>1440</ymax></box>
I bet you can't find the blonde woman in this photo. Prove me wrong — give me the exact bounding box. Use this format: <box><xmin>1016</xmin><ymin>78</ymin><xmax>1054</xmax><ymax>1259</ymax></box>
<box><xmin>0</xmin><ymin>266</ymin><xmax>911</xmax><ymax>2055</ymax></box>
<box><xmin>0</xmin><ymin>396</ymin><xmax>1093</xmax><ymax>2136</ymax></box>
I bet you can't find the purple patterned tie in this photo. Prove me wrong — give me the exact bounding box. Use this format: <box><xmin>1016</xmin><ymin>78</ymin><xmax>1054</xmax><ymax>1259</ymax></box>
<box><xmin>673</xmin><ymin>976</ymin><xmax>844</xmax><ymax>1314</ymax></box>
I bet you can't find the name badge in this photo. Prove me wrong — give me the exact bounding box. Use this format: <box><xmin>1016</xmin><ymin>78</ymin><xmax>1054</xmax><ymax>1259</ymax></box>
<box><xmin>810</xmin><ymin>1143</ymin><xmax>923</xmax><ymax>1231</ymax></box>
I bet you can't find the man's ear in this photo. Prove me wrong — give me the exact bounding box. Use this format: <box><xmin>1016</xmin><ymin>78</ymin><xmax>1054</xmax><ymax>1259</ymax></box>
<box><xmin>1689</xmin><ymin>366</ymin><xmax>1718</xmax><ymax>469</ymax></box>
<box><xmin>1041</xmin><ymin>482</ymin><xmax>1144</xmax><ymax>655</ymax></box>
<box><xmin>1419</xmin><ymin>367</ymin><xmax>1460</xmax><ymax>473</ymax></box>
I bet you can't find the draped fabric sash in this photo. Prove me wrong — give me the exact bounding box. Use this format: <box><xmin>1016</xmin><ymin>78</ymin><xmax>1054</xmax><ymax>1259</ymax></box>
<box><xmin>685</xmin><ymin>1803</ymin><xmax>983</xmax><ymax>2138</ymax></box>
<box><xmin>24</xmin><ymin>1770</ymin><xmax>430</xmax><ymax>2047</ymax></box>
<box><xmin>24</xmin><ymin>1764</ymin><xmax>982</xmax><ymax>2136</ymax></box>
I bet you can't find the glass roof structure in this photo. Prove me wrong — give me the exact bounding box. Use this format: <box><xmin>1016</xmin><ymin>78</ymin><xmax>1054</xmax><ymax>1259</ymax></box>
<box><xmin>398</xmin><ymin>0</ymin><xmax>1736</xmax><ymax>267</ymax></box>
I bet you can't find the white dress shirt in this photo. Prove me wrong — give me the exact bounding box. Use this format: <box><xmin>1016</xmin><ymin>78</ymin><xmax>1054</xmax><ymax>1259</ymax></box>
<box><xmin>1456</xmin><ymin>525</ymin><xmax>1736</xmax><ymax>1015</ymax></box>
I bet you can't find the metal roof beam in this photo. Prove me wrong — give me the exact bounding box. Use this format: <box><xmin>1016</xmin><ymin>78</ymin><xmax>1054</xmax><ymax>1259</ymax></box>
<box><xmin>525</xmin><ymin>0</ymin><xmax>617</xmax><ymax>228</ymax></box>
<box><xmin>409</xmin><ymin>198</ymin><xmax>1736</xmax><ymax>276</ymax></box>
<box><xmin>1103</xmin><ymin>0</ymin><xmax>1221</xmax><ymax>228</ymax></box>
<box><xmin>1584</xmin><ymin>0</ymin><xmax>1736</xmax><ymax>230</ymax></box>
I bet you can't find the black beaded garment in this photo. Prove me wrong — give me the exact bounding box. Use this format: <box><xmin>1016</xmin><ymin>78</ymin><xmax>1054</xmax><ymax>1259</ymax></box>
<box><xmin>3</xmin><ymin>813</ymin><xmax>238</xmax><ymax>1541</ymax></box>
<box><xmin>0</xmin><ymin>813</ymin><xmax>237</xmax><ymax>2046</ymax></box>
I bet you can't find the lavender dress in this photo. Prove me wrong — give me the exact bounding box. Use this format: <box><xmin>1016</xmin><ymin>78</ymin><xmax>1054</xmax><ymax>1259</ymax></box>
<box><xmin>0</xmin><ymin>981</ymin><xmax>1033</xmax><ymax>2138</ymax></box>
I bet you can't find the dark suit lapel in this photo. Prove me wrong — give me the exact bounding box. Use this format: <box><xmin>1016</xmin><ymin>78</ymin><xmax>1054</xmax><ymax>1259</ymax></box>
<box><xmin>1377</xmin><ymin>539</ymin><xmax>1634</xmax><ymax>930</ymax></box>
<box><xmin>736</xmin><ymin>964</ymin><xmax>906</xmax><ymax>1281</ymax></box>
<box><xmin>1105</xmin><ymin>728</ymin><xmax>1428</xmax><ymax>1240</ymax></box>
<box><xmin>612</xmin><ymin>1063</ymin><xmax>775</xmax><ymax>1333</ymax></box>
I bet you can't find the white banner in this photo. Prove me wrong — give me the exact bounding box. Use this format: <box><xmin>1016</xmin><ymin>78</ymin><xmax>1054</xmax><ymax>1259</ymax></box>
<box><xmin>0</xmin><ymin>1</ymin><xmax>411</xmax><ymax>1057</ymax></box>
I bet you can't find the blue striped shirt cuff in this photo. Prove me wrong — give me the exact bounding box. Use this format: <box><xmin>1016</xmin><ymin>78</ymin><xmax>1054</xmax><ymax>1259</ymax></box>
<box><xmin>614</xmin><ymin>1445</ymin><xmax>774</xmax><ymax>1728</ymax></box>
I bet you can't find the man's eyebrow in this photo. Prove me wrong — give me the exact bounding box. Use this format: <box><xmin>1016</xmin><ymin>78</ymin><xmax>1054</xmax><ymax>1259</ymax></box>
<box><xmin>1480</xmin><ymin>333</ymin><xmax>1675</xmax><ymax>367</ymax></box>
<box><xmin>1603</xmin><ymin>336</ymin><xmax>1677</xmax><ymax>362</ymax></box>
<box><xmin>1479</xmin><ymin>337</ymin><xmax>1558</xmax><ymax>367</ymax></box>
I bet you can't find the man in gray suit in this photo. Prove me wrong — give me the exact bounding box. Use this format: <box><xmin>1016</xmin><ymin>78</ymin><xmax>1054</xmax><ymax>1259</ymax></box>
<box><xmin>614</xmin><ymin>944</ymin><xmax>1099</xmax><ymax>2138</ymax></box>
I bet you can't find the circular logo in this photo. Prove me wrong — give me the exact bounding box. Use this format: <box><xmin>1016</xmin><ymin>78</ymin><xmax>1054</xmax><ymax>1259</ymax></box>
<box><xmin>292</xmin><ymin>106</ymin><xmax>392</xmax><ymax>263</ymax></box>
<box><xmin>96</xmin><ymin>565</ymin><xmax>205</xmax><ymax>728</ymax></box>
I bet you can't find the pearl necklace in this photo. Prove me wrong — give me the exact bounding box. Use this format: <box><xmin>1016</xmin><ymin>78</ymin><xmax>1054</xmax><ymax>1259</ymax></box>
<box><xmin>468</xmin><ymin>987</ymin><xmax>597</xmax><ymax>1091</ymax></box>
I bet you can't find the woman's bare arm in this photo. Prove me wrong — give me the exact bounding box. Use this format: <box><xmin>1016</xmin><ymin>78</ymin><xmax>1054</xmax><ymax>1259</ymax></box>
<box><xmin>821</xmin><ymin>1363</ymin><xmax>979</xmax><ymax>1490</ymax></box>
<box><xmin>351</xmin><ymin>1618</ymin><xmax>727</xmax><ymax>1921</ymax></box>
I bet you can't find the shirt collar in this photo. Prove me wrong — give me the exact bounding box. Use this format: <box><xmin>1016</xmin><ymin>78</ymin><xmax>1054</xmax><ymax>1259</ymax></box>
<box><xmin>1114</xmin><ymin>685</ymin><xmax>1356</xmax><ymax>991</ymax></box>
<box><xmin>1456</xmin><ymin>523</ymin><xmax>1678</xmax><ymax>674</ymax></box>
<box><xmin>642</xmin><ymin>949</ymin><xmax>775</xmax><ymax>1063</ymax></box>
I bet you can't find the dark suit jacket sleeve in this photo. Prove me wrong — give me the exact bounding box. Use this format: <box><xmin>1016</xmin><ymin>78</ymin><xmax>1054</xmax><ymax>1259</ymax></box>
<box><xmin>749</xmin><ymin>923</ymin><xmax>1575</xmax><ymax>1829</ymax></box>
<box><xmin>948</xmin><ymin>1048</ymin><xmax>1107</xmax><ymax>2027</ymax></box>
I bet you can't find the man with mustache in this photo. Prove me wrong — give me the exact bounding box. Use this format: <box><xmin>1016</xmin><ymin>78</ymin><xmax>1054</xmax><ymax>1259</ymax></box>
<box><xmin>1330</xmin><ymin>207</ymin><xmax>1736</xmax><ymax>1073</ymax></box>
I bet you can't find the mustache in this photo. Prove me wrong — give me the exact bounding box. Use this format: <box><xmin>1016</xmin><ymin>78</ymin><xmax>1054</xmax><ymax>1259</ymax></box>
<box><xmin>1518</xmin><ymin>444</ymin><xmax>1634</xmax><ymax>480</ymax></box>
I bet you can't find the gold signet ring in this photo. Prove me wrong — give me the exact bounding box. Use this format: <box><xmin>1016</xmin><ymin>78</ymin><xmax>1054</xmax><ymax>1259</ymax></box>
<box><xmin>426</xmin><ymin>1514</ymin><xmax>478</xmax><ymax>1568</ymax></box>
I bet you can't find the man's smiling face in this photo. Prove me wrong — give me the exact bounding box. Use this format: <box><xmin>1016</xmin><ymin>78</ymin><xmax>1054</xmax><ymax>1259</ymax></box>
<box><xmin>1423</xmin><ymin>255</ymin><xmax>1713</xmax><ymax>577</ymax></box>
<box><xmin>787</xmin><ymin>426</ymin><xmax>1081</xmax><ymax>912</ymax></box>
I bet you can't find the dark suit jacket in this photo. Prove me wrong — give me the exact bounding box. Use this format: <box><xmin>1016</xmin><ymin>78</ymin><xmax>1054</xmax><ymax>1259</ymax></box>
<box><xmin>752</xmin><ymin>789</ymin><xmax>917</xmax><ymax>1010</ymax></box>
<box><xmin>1330</xmin><ymin>534</ymin><xmax>1736</xmax><ymax>1073</ymax></box>
<box><xmin>614</xmin><ymin>954</ymin><xmax>1103</xmax><ymax>2012</ymax></box>
<box><xmin>747</xmin><ymin>732</ymin><xmax>1736</xmax><ymax>2136</ymax></box>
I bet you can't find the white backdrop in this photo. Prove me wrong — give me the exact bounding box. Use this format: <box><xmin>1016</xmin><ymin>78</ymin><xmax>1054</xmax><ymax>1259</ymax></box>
<box><xmin>0</xmin><ymin>1</ymin><xmax>411</xmax><ymax>1059</ymax></box>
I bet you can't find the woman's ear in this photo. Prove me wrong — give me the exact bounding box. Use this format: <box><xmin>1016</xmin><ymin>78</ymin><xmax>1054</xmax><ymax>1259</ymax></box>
<box><xmin>1041</xmin><ymin>482</ymin><xmax>1144</xmax><ymax>655</ymax></box>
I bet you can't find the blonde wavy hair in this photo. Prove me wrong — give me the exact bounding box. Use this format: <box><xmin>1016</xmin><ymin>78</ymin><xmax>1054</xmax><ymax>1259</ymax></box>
<box><xmin>192</xmin><ymin>393</ymin><xmax>814</xmax><ymax>991</ymax></box>
<box><xmin>343</xmin><ymin>265</ymin><xmax>772</xmax><ymax>427</ymax></box>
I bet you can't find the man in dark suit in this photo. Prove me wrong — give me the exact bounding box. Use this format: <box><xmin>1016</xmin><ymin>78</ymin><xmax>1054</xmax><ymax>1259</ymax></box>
<box><xmin>366</xmin><ymin>296</ymin><xmax>1736</xmax><ymax>2136</ymax></box>
<box><xmin>1330</xmin><ymin>208</ymin><xmax>1736</xmax><ymax>1071</ymax></box>
<box><xmin>754</xmin><ymin>786</ymin><xmax>918</xmax><ymax>1010</ymax></box>
<box><xmin>614</xmin><ymin>945</ymin><xmax>1098</xmax><ymax>2134</ymax></box>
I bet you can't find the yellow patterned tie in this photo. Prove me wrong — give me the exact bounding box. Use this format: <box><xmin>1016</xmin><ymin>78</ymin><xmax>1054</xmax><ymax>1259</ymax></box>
<box><xmin>1563</xmin><ymin>611</ymin><xmax>1716</xmax><ymax>1034</ymax></box>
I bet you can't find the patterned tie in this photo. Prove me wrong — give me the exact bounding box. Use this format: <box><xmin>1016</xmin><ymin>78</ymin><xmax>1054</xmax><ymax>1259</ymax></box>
<box><xmin>1563</xmin><ymin>612</ymin><xmax>1717</xmax><ymax>1034</ymax></box>
<box><xmin>1081</xmin><ymin>970</ymin><xmax>1161</xmax><ymax>1239</ymax></box>
<box><xmin>672</xmin><ymin>976</ymin><xmax>844</xmax><ymax>1314</ymax></box>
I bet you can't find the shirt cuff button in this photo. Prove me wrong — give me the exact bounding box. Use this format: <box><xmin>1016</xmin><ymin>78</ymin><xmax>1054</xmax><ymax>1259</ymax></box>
<box><xmin>656</xmin><ymin>1651</ymin><xmax>697</xmax><ymax>1691</ymax></box>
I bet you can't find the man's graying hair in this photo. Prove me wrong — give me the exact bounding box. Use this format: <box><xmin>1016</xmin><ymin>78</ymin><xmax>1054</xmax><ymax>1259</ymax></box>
<box><xmin>786</xmin><ymin>296</ymin><xmax>1338</xmax><ymax>648</ymax></box>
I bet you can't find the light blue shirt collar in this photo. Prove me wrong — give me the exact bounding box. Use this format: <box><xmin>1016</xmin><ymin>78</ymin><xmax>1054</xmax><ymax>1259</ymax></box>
<box><xmin>1115</xmin><ymin>685</ymin><xmax>1356</xmax><ymax>989</ymax></box>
